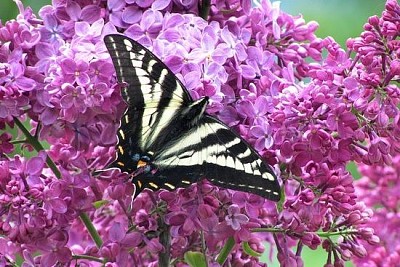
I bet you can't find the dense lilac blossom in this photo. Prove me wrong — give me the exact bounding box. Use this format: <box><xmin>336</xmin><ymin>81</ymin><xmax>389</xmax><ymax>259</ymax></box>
<box><xmin>0</xmin><ymin>0</ymin><xmax>399</xmax><ymax>266</ymax></box>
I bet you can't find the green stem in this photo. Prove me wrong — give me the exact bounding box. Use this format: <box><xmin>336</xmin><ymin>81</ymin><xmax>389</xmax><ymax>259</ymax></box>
<box><xmin>252</xmin><ymin>227</ymin><xmax>359</xmax><ymax>238</ymax></box>
<box><xmin>11</xmin><ymin>139</ymin><xmax>27</xmax><ymax>144</ymax></box>
<box><xmin>80</xmin><ymin>212</ymin><xmax>103</xmax><ymax>248</ymax></box>
<box><xmin>315</xmin><ymin>230</ymin><xmax>358</xmax><ymax>238</ymax></box>
<box><xmin>200</xmin><ymin>230</ymin><xmax>209</xmax><ymax>267</ymax></box>
<box><xmin>199</xmin><ymin>0</ymin><xmax>211</xmax><ymax>20</ymax></box>
<box><xmin>252</xmin><ymin>228</ymin><xmax>285</xmax><ymax>233</ymax></box>
<box><xmin>158</xmin><ymin>217</ymin><xmax>171</xmax><ymax>267</ymax></box>
<box><xmin>72</xmin><ymin>254</ymin><xmax>104</xmax><ymax>263</ymax></box>
<box><xmin>13</xmin><ymin>117</ymin><xmax>61</xmax><ymax>179</ymax></box>
<box><xmin>216</xmin><ymin>236</ymin><xmax>235</xmax><ymax>265</ymax></box>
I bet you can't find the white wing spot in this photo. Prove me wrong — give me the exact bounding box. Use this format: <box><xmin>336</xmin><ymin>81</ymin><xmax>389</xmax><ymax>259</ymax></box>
<box><xmin>119</xmin><ymin>130</ymin><xmax>125</xmax><ymax>140</ymax></box>
<box><xmin>158</xmin><ymin>69</ymin><xmax>168</xmax><ymax>85</ymax></box>
<box><xmin>226</xmin><ymin>156</ymin><xmax>235</xmax><ymax>168</ymax></box>
<box><xmin>138</xmin><ymin>76</ymin><xmax>150</xmax><ymax>84</ymax></box>
<box><xmin>164</xmin><ymin>183</ymin><xmax>175</xmax><ymax>190</ymax></box>
<box><xmin>141</xmin><ymin>84</ymin><xmax>152</xmax><ymax>94</ymax></box>
<box><xmin>244</xmin><ymin>163</ymin><xmax>252</xmax><ymax>174</ymax></box>
<box><xmin>149</xmin><ymin>182</ymin><xmax>159</xmax><ymax>189</ymax></box>
<box><xmin>262</xmin><ymin>172</ymin><xmax>275</xmax><ymax>181</ymax></box>
<box><xmin>206</xmin><ymin>155</ymin><xmax>217</xmax><ymax>164</ymax></box>
<box><xmin>234</xmin><ymin>159</ymin><xmax>244</xmax><ymax>171</ymax></box>
<box><xmin>135</xmin><ymin>68</ymin><xmax>148</xmax><ymax>76</ymax></box>
<box><xmin>147</xmin><ymin>60</ymin><xmax>157</xmax><ymax>73</ymax></box>
<box><xmin>217</xmin><ymin>155</ymin><xmax>226</xmax><ymax>167</ymax></box>
<box><xmin>123</xmin><ymin>39</ymin><xmax>132</xmax><ymax>49</ymax></box>
<box><xmin>178</xmin><ymin>156</ymin><xmax>193</xmax><ymax>166</ymax></box>
<box><xmin>253</xmin><ymin>169</ymin><xmax>261</xmax><ymax>176</ymax></box>
<box><xmin>238</xmin><ymin>149</ymin><xmax>252</xmax><ymax>158</ymax></box>
<box><xmin>179</xmin><ymin>150</ymin><xmax>195</xmax><ymax>158</ymax></box>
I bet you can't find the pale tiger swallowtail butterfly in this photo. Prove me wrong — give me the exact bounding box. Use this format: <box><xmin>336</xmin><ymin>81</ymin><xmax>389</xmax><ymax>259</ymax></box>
<box><xmin>104</xmin><ymin>34</ymin><xmax>281</xmax><ymax>202</ymax></box>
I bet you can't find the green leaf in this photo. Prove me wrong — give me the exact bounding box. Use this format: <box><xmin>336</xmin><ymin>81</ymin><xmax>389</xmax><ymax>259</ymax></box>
<box><xmin>93</xmin><ymin>200</ymin><xmax>108</xmax><ymax>209</ymax></box>
<box><xmin>242</xmin><ymin>241</ymin><xmax>262</xmax><ymax>257</ymax></box>
<box><xmin>184</xmin><ymin>251</ymin><xmax>207</xmax><ymax>267</ymax></box>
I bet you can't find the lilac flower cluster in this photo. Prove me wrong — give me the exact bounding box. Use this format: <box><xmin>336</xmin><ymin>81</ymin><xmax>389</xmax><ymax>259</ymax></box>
<box><xmin>350</xmin><ymin>2</ymin><xmax>400</xmax><ymax>265</ymax></box>
<box><xmin>0</xmin><ymin>0</ymin><xmax>399</xmax><ymax>266</ymax></box>
<box><xmin>354</xmin><ymin>155</ymin><xmax>400</xmax><ymax>267</ymax></box>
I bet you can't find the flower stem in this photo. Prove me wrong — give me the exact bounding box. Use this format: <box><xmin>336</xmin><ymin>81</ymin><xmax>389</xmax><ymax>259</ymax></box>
<box><xmin>216</xmin><ymin>236</ymin><xmax>235</xmax><ymax>265</ymax></box>
<box><xmin>80</xmin><ymin>212</ymin><xmax>103</xmax><ymax>248</ymax></box>
<box><xmin>315</xmin><ymin>229</ymin><xmax>358</xmax><ymax>237</ymax></box>
<box><xmin>158</xmin><ymin>216</ymin><xmax>171</xmax><ymax>267</ymax></box>
<box><xmin>13</xmin><ymin>117</ymin><xmax>61</xmax><ymax>179</ymax></box>
<box><xmin>72</xmin><ymin>254</ymin><xmax>104</xmax><ymax>263</ymax></box>
<box><xmin>199</xmin><ymin>0</ymin><xmax>211</xmax><ymax>20</ymax></box>
<box><xmin>252</xmin><ymin>228</ymin><xmax>285</xmax><ymax>233</ymax></box>
<box><xmin>252</xmin><ymin>227</ymin><xmax>359</xmax><ymax>237</ymax></box>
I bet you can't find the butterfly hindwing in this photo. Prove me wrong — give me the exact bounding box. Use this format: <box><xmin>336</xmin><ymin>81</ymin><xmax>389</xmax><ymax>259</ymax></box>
<box><xmin>145</xmin><ymin>116</ymin><xmax>280</xmax><ymax>201</ymax></box>
<box><xmin>104</xmin><ymin>34</ymin><xmax>281</xmax><ymax>202</ymax></box>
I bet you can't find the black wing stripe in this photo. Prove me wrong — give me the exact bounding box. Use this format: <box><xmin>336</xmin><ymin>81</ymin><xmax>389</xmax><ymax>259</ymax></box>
<box><xmin>204</xmin><ymin>119</ymin><xmax>276</xmax><ymax>181</ymax></box>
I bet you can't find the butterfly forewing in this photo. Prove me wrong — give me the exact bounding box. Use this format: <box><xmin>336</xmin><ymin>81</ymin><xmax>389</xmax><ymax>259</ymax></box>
<box><xmin>104</xmin><ymin>35</ymin><xmax>192</xmax><ymax>151</ymax></box>
<box><xmin>104</xmin><ymin>34</ymin><xmax>281</xmax><ymax>202</ymax></box>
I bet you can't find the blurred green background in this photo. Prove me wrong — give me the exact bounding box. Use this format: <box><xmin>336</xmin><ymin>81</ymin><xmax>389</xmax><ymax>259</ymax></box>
<box><xmin>0</xmin><ymin>0</ymin><xmax>385</xmax><ymax>266</ymax></box>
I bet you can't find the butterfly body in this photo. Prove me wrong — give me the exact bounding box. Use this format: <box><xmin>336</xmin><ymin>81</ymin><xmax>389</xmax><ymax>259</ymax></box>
<box><xmin>104</xmin><ymin>34</ymin><xmax>281</xmax><ymax>201</ymax></box>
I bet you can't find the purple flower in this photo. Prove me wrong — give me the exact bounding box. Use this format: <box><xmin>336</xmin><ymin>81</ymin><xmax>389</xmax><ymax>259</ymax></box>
<box><xmin>35</xmin><ymin>42</ymin><xmax>61</xmax><ymax>73</ymax></box>
<box><xmin>125</xmin><ymin>9</ymin><xmax>163</xmax><ymax>47</ymax></box>
<box><xmin>1</xmin><ymin>61</ymin><xmax>36</xmax><ymax>92</ymax></box>
<box><xmin>189</xmin><ymin>33</ymin><xmax>227</xmax><ymax>64</ymax></box>
<box><xmin>60</xmin><ymin>58</ymin><xmax>90</xmax><ymax>86</ymax></box>
<box><xmin>65</xmin><ymin>1</ymin><xmax>101</xmax><ymax>24</ymax></box>
<box><xmin>326</xmin><ymin>104</ymin><xmax>358</xmax><ymax>138</ymax></box>
<box><xmin>250</xmin><ymin>120</ymin><xmax>274</xmax><ymax>151</ymax></box>
<box><xmin>88</xmin><ymin>61</ymin><xmax>115</xmax><ymax>85</ymax></box>
<box><xmin>60</xmin><ymin>83</ymin><xmax>86</xmax><ymax>121</ymax></box>
<box><xmin>0</xmin><ymin>132</ymin><xmax>13</xmax><ymax>154</ymax></box>
<box><xmin>0</xmin><ymin>92</ymin><xmax>29</xmax><ymax>119</ymax></box>
<box><xmin>39</xmin><ymin>13</ymin><xmax>65</xmax><ymax>45</ymax></box>
<box><xmin>237</xmin><ymin>96</ymin><xmax>272</xmax><ymax>125</ymax></box>
<box><xmin>225</xmin><ymin>204</ymin><xmax>249</xmax><ymax>231</ymax></box>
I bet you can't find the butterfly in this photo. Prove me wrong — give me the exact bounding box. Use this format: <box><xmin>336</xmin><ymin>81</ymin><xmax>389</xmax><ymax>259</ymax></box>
<box><xmin>104</xmin><ymin>34</ymin><xmax>281</xmax><ymax>202</ymax></box>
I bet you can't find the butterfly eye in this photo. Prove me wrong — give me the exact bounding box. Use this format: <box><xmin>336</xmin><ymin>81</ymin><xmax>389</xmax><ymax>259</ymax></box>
<box><xmin>142</xmin><ymin>155</ymin><xmax>151</xmax><ymax>162</ymax></box>
<box><xmin>131</xmin><ymin>153</ymin><xmax>140</xmax><ymax>161</ymax></box>
<box><xmin>144</xmin><ymin>165</ymin><xmax>151</xmax><ymax>173</ymax></box>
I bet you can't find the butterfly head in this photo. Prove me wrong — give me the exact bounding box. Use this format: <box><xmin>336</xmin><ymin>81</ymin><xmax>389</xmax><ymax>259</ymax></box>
<box><xmin>132</xmin><ymin>153</ymin><xmax>156</xmax><ymax>174</ymax></box>
<box><xmin>137</xmin><ymin>156</ymin><xmax>151</xmax><ymax>172</ymax></box>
